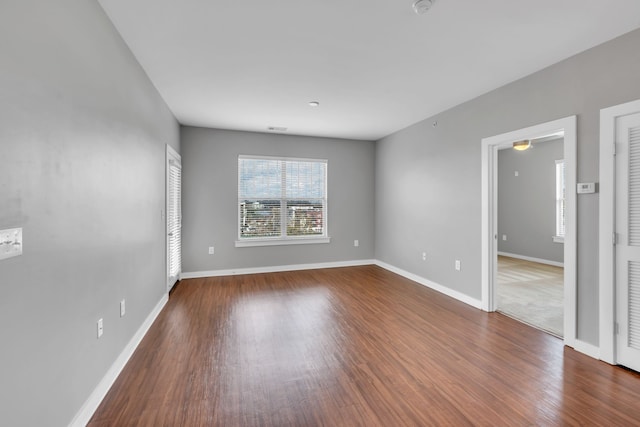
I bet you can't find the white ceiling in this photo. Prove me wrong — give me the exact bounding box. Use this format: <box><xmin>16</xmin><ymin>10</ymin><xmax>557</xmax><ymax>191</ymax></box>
<box><xmin>98</xmin><ymin>0</ymin><xmax>640</xmax><ymax>141</ymax></box>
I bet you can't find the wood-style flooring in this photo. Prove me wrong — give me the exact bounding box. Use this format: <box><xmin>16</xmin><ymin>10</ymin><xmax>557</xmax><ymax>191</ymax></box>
<box><xmin>89</xmin><ymin>265</ymin><xmax>640</xmax><ymax>426</ymax></box>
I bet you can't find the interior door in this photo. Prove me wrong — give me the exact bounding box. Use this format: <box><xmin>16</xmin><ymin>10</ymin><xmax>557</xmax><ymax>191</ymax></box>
<box><xmin>167</xmin><ymin>146</ymin><xmax>182</xmax><ymax>292</ymax></box>
<box><xmin>615</xmin><ymin>112</ymin><xmax>640</xmax><ymax>372</ymax></box>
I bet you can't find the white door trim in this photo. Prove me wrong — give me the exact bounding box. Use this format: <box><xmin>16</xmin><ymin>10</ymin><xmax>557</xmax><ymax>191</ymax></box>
<box><xmin>599</xmin><ymin>98</ymin><xmax>640</xmax><ymax>364</ymax></box>
<box><xmin>481</xmin><ymin>116</ymin><xmax>577</xmax><ymax>347</ymax></box>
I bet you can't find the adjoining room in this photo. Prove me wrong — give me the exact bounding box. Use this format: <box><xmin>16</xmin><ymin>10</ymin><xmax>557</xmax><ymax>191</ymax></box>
<box><xmin>497</xmin><ymin>135</ymin><xmax>565</xmax><ymax>338</ymax></box>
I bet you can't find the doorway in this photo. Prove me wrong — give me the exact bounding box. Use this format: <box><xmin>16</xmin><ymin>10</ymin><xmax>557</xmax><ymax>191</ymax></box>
<box><xmin>481</xmin><ymin>116</ymin><xmax>577</xmax><ymax>346</ymax></box>
<box><xmin>166</xmin><ymin>145</ymin><xmax>182</xmax><ymax>292</ymax></box>
<box><xmin>496</xmin><ymin>135</ymin><xmax>565</xmax><ymax>337</ymax></box>
<box><xmin>599</xmin><ymin>99</ymin><xmax>640</xmax><ymax>371</ymax></box>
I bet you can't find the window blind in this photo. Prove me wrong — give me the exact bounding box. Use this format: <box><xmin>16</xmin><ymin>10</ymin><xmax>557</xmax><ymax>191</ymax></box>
<box><xmin>168</xmin><ymin>159</ymin><xmax>182</xmax><ymax>278</ymax></box>
<box><xmin>238</xmin><ymin>156</ymin><xmax>327</xmax><ymax>240</ymax></box>
<box><xmin>555</xmin><ymin>159</ymin><xmax>566</xmax><ymax>237</ymax></box>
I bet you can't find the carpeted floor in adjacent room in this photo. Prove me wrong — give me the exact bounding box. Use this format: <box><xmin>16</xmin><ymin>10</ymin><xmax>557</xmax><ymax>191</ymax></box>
<box><xmin>497</xmin><ymin>255</ymin><xmax>563</xmax><ymax>338</ymax></box>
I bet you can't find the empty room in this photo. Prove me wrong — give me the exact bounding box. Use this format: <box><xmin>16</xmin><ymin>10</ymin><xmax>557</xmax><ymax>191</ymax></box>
<box><xmin>3</xmin><ymin>0</ymin><xmax>640</xmax><ymax>425</ymax></box>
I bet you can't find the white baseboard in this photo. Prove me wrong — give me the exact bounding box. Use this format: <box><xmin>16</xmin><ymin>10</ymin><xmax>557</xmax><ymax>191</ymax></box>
<box><xmin>69</xmin><ymin>294</ymin><xmax>168</xmax><ymax>427</ymax></box>
<box><xmin>181</xmin><ymin>259</ymin><xmax>377</xmax><ymax>279</ymax></box>
<box><xmin>571</xmin><ymin>339</ymin><xmax>600</xmax><ymax>360</ymax></box>
<box><xmin>498</xmin><ymin>251</ymin><xmax>564</xmax><ymax>268</ymax></box>
<box><xmin>374</xmin><ymin>260</ymin><xmax>483</xmax><ymax>309</ymax></box>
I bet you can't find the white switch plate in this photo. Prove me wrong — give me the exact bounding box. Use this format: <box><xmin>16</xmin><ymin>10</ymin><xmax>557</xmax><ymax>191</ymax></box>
<box><xmin>120</xmin><ymin>299</ymin><xmax>126</xmax><ymax>317</ymax></box>
<box><xmin>0</xmin><ymin>228</ymin><xmax>22</xmax><ymax>260</ymax></box>
<box><xmin>422</xmin><ymin>252</ymin><xmax>427</xmax><ymax>261</ymax></box>
<box><xmin>502</xmin><ymin>235</ymin><xmax>507</xmax><ymax>241</ymax></box>
<box><xmin>97</xmin><ymin>318</ymin><xmax>104</xmax><ymax>338</ymax></box>
<box><xmin>455</xmin><ymin>259</ymin><xmax>461</xmax><ymax>271</ymax></box>
<box><xmin>354</xmin><ymin>240</ymin><xmax>359</xmax><ymax>247</ymax></box>
<box><xmin>208</xmin><ymin>246</ymin><xmax>215</xmax><ymax>255</ymax></box>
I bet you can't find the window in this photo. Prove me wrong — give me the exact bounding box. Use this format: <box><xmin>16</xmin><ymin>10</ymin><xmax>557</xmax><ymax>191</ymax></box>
<box><xmin>554</xmin><ymin>159</ymin><xmax>565</xmax><ymax>243</ymax></box>
<box><xmin>236</xmin><ymin>155</ymin><xmax>329</xmax><ymax>246</ymax></box>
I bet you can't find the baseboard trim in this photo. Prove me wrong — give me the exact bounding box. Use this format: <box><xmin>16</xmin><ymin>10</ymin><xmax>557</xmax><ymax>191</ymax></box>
<box><xmin>374</xmin><ymin>260</ymin><xmax>483</xmax><ymax>310</ymax></box>
<box><xmin>498</xmin><ymin>251</ymin><xmax>564</xmax><ymax>268</ymax></box>
<box><xmin>571</xmin><ymin>339</ymin><xmax>600</xmax><ymax>360</ymax></box>
<box><xmin>69</xmin><ymin>294</ymin><xmax>168</xmax><ymax>427</ymax></box>
<box><xmin>181</xmin><ymin>259</ymin><xmax>377</xmax><ymax>279</ymax></box>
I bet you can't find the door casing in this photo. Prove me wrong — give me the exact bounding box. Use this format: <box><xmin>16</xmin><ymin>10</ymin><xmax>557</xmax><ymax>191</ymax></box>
<box><xmin>599</xmin><ymin>99</ymin><xmax>640</xmax><ymax>364</ymax></box>
<box><xmin>481</xmin><ymin>116</ymin><xmax>577</xmax><ymax>347</ymax></box>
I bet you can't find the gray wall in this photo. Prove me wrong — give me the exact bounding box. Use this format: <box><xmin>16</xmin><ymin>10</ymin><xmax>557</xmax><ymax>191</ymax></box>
<box><xmin>498</xmin><ymin>138</ymin><xmax>564</xmax><ymax>263</ymax></box>
<box><xmin>0</xmin><ymin>1</ymin><xmax>179</xmax><ymax>425</ymax></box>
<box><xmin>376</xmin><ymin>28</ymin><xmax>640</xmax><ymax>346</ymax></box>
<box><xmin>181</xmin><ymin>127</ymin><xmax>375</xmax><ymax>273</ymax></box>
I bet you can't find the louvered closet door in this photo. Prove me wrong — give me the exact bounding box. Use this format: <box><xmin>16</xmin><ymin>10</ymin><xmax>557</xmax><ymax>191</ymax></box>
<box><xmin>615</xmin><ymin>112</ymin><xmax>640</xmax><ymax>372</ymax></box>
<box><xmin>167</xmin><ymin>153</ymin><xmax>182</xmax><ymax>291</ymax></box>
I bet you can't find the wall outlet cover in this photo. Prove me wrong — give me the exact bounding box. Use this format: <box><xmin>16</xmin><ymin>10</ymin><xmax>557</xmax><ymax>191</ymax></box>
<box><xmin>0</xmin><ymin>227</ymin><xmax>22</xmax><ymax>260</ymax></box>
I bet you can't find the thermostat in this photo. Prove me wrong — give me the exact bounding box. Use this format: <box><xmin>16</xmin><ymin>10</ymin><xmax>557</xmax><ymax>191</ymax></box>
<box><xmin>577</xmin><ymin>182</ymin><xmax>596</xmax><ymax>194</ymax></box>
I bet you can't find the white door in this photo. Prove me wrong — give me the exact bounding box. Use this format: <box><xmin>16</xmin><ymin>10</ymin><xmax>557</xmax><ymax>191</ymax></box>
<box><xmin>167</xmin><ymin>146</ymin><xmax>182</xmax><ymax>291</ymax></box>
<box><xmin>615</xmin><ymin>112</ymin><xmax>640</xmax><ymax>372</ymax></box>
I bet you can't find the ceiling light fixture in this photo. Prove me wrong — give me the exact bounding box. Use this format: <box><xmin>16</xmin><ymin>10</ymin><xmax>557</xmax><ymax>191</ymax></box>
<box><xmin>513</xmin><ymin>140</ymin><xmax>531</xmax><ymax>151</ymax></box>
<box><xmin>413</xmin><ymin>0</ymin><xmax>435</xmax><ymax>15</ymax></box>
<box><xmin>308</xmin><ymin>101</ymin><xmax>320</xmax><ymax>107</ymax></box>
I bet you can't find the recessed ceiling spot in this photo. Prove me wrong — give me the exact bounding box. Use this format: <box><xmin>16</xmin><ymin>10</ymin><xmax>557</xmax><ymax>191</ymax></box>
<box><xmin>308</xmin><ymin>101</ymin><xmax>320</xmax><ymax>107</ymax></box>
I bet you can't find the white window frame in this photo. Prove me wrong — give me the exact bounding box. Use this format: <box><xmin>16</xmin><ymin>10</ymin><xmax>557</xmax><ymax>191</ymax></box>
<box><xmin>553</xmin><ymin>159</ymin><xmax>565</xmax><ymax>243</ymax></box>
<box><xmin>235</xmin><ymin>155</ymin><xmax>330</xmax><ymax>247</ymax></box>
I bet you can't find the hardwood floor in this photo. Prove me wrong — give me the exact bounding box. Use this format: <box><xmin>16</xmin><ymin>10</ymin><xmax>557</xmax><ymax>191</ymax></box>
<box><xmin>89</xmin><ymin>265</ymin><xmax>640</xmax><ymax>426</ymax></box>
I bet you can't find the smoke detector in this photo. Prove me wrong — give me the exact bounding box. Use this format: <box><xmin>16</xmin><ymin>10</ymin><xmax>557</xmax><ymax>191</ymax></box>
<box><xmin>413</xmin><ymin>0</ymin><xmax>435</xmax><ymax>15</ymax></box>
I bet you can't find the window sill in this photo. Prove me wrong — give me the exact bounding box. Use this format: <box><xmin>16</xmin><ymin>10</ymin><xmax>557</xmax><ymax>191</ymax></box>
<box><xmin>235</xmin><ymin>237</ymin><xmax>331</xmax><ymax>247</ymax></box>
<box><xmin>552</xmin><ymin>236</ymin><xmax>565</xmax><ymax>244</ymax></box>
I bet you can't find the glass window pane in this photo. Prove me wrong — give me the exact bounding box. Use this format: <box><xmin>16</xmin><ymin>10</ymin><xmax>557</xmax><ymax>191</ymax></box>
<box><xmin>286</xmin><ymin>200</ymin><xmax>324</xmax><ymax>236</ymax></box>
<box><xmin>286</xmin><ymin>161</ymin><xmax>326</xmax><ymax>199</ymax></box>
<box><xmin>239</xmin><ymin>159</ymin><xmax>282</xmax><ymax>199</ymax></box>
<box><xmin>240</xmin><ymin>200</ymin><xmax>281</xmax><ymax>238</ymax></box>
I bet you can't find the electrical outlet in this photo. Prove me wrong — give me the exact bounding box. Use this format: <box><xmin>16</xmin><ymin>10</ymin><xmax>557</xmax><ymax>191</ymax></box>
<box><xmin>502</xmin><ymin>234</ymin><xmax>507</xmax><ymax>241</ymax></box>
<box><xmin>354</xmin><ymin>240</ymin><xmax>359</xmax><ymax>247</ymax></box>
<box><xmin>0</xmin><ymin>227</ymin><xmax>22</xmax><ymax>260</ymax></box>
<box><xmin>97</xmin><ymin>318</ymin><xmax>103</xmax><ymax>338</ymax></box>
<box><xmin>455</xmin><ymin>260</ymin><xmax>461</xmax><ymax>271</ymax></box>
<box><xmin>208</xmin><ymin>246</ymin><xmax>215</xmax><ymax>255</ymax></box>
<box><xmin>422</xmin><ymin>252</ymin><xmax>427</xmax><ymax>261</ymax></box>
<box><xmin>120</xmin><ymin>299</ymin><xmax>126</xmax><ymax>317</ymax></box>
